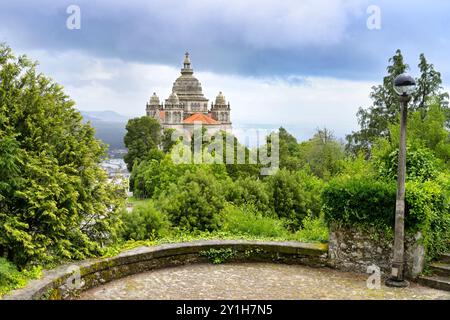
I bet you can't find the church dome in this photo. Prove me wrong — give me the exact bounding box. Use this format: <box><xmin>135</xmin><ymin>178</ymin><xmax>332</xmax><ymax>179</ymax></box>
<box><xmin>149</xmin><ymin>92</ymin><xmax>160</xmax><ymax>105</ymax></box>
<box><xmin>215</xmin><ymin>91</ymin><xmax>226</xmax><ymax>105</ymax></box>
<box><xmin>167</xmin><ymin>91</ymin><xmax>179</xmax><ymax>104</ymax></box>
<box><xmin>172</xmin><ymin>75</ymin><xmax>203</xmax><ymax>96</ymax></box>
<box><xmin>171</xmin><ymin>53</ymin><xmax>207</xmax><ymax>100</ymax></box>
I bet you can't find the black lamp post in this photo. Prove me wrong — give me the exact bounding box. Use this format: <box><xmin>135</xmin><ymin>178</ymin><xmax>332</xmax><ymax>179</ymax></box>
<box><xmin>385</xmin><ymin>73</ymin><xmax>416</xmax><ymax>288</ymax></box>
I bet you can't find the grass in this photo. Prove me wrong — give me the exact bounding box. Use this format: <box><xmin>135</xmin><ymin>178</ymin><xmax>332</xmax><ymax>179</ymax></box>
<box><xmin>221</xmin><ymin>204</ymin><xmax>290</xmax><ymax>239</ymax></box>
<box><xmin>127</xmin><ymin>196</ymin><xmax>153</xmax><ymax>206</ymax></box>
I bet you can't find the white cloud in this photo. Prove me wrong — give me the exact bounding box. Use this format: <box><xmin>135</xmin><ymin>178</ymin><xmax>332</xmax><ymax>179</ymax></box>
<box><xmin>28</xmin><ymin>49</ymin><xmax>375</xmax><ymax>140</ymax></box>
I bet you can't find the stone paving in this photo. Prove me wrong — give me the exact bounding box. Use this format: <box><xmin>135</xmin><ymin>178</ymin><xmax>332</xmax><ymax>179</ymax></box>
<box><xmin>78</xmin><ymin>263</ymin><xmax>450</xmax><ymax>300</ymax></box>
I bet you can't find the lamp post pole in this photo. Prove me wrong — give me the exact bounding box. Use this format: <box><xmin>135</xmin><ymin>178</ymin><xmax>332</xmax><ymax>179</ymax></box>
<box><xmin>386</xmin><ymin>73</ymin><xmax>416</xmax><ymax>288</ymax></box>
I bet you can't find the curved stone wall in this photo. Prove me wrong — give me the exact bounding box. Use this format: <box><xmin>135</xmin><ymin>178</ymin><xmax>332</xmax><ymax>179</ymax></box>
<box><xmin>4</xmin><ymin>240</ymin><xmax>328</xmax><ymax>300</ymax></box>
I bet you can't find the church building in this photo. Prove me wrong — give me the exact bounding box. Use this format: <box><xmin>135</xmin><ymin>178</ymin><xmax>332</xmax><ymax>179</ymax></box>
<box><xmin>146</xmin><ymin>53</ymin><xmax>232</xmax><ymax>134</ymax></box>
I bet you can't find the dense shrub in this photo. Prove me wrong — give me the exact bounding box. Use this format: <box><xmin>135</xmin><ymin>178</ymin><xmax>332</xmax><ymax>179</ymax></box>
<box><xmin>120</xmin><ymin>203</ymin><xmax>170</xmax><ymax>241</ymax></box>
<box><xmin>157</xmin><ymin>169</ymin><xmax>226</xmax><ymax>231</ymax></box>
<box><xmin>131</xmin><ymin>153</ymin><xmax>228</xmax><ymax>199</ymax></box>
<box><xmin>374</xmin><ymin>144</ymin><xmax>439</xmax><ymax>182</ymax></box>
<box><xmin>223</xmin><ymin>177</ymin><xmax>274</xmax><ymax>216</ymax></box>
<box><xmin>322</xmin><ymin>176</ymin><xmax>397</xmax><ymax>228</ymax></box>
<box><xmin>323</xmin><ymin>174</ymin><xmax>450</xmax><ymax>260</ymax></box>
<box><xmin>406</xmin><ymin>177</ymin><xmax>450</xmax><ymax>260</ymax></box>
<box><xmin>267</xmin><ymin>169</ymin><xmax>324</xmax><ymax>229</ymax></box>
<box><xmin>221</xmin><ymin>204</ymin><xmax>289</xmax><ymax>238</ymax></box>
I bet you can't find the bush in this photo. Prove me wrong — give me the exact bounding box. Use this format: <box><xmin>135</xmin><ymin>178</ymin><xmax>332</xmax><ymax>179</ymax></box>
<box><xmin>323</xmin><ymin>173</ymin><xmax>450</xmax><ymax>261</ymax></box>
<box><xmin>120</xmin><ymin>202</ymin><xmax>170</xmax><ymax>241</ymax></box>
<box><xmin>322</xmin><ymin>176</ymin><xmax>396</xmax><ymax>228</ymax></box>
<box><xmin>131</xmin><ymin>153</ymin><xmax>229</xmax><ymax>199</ymax></box>
<box><xmin>374</xmin><ymin>144</ymin><xmax>439</xmax><ymax>182</ymax></box>
<box><xmin>223</xmin><ymin>177</ymin><xmax>274</xmax><ymax>216</ymax></box>
<box><xmin>267</xmin><ymin>169</ymin><xmax>324</xmax><ymax>229</ymax></box>
<box><xmin>221</xmin><ymin>204</ymin><xmax>289</xmax><ymax>238</ymax></box>
<box><xmin>406</xmin><ymin>177</ymin><xmax>450</xmax><ymax>260</ymax></box>
<box><xmin>0</xmin><ymin>258</ymin><xmax>41</xmax><ymax>297</ymax></box>
<box><xmin>157</xmin><ymin>169</ymin><xmax>226</xmax><ymax>231</ymax></box>
<box><xmin>294</xmin><ymin>214</ymin><xmax>329</xmax><ymax>243</ymax></box>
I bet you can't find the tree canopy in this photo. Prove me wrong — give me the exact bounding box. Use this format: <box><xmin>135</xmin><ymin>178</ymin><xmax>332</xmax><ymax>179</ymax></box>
<box><xmin>346</xmin><ymin>50</ymin><xmax>449</xmax><ymax>155</ymax></box>
<box><xmin>0</xmin><ymin>44</ymin><xmax>125</xmax><ymax>266</ymax></box>
<box><xmin>123</xmin><ymin>116</ymin><xmax>161</xmax><ymax>171</ymax></box>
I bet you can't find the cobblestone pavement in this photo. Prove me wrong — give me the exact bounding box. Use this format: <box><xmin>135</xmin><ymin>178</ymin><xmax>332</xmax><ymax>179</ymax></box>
<box><xmin>78</xmin><ymin>263</ymin><xmax>450</xmax><ymax>300</ymax></box>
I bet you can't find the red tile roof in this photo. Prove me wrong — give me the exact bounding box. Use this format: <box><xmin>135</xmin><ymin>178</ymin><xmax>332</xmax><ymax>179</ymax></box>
<box><xmin>183</xmin><ymin>112</ymin><xmax>219</xmax><ymax>124</ymax></box>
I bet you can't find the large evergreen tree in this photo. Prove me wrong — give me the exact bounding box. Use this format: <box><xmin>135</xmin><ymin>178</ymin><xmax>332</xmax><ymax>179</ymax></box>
<box><xmin>0</xmin><ymin>44</ymin><xmax>125</xmax><ymax>266</ymax></box>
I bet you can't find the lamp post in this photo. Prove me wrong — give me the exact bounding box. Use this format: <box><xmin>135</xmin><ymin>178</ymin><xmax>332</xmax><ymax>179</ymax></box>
<box><xmin>385</xmin><ymin>73</ymin><xmax>416</xmax><ymax>288</ymax></box>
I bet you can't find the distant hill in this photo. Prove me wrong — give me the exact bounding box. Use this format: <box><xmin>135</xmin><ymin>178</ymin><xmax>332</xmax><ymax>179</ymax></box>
<box><xmin>80</xmin><ymin>110</ymin><xmax>130</xmax><ymax>150</ymax></box>
<box><xmin>80</xmin><ymin>110</ymin><xmax>129</xmax><ymax>122</ymax></box>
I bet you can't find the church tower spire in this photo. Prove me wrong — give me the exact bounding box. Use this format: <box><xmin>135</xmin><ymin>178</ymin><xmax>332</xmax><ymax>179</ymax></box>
<box><xmin>181</xmin><ymin>51</ymin><xmax>193</xmax><ymax>75</ymax></box>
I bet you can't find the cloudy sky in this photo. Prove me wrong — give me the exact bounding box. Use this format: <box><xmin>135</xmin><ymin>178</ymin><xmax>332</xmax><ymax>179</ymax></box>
<box><xmin>1</xmin><ymin>0</ymin><xmax>449</xmax><ymax>140</ymax></box>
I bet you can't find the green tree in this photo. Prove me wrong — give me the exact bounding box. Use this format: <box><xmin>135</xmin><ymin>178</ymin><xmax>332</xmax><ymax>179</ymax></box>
<box><xmin>413</xmin><ymin>54</ymin><xmax>449</xmax><ymax>115</ymax></box>
<box><xmin>298</xmin><ymin>128</ymin><xmax>344</xmax><ymax>179</ymax></box>
<box><xmin>124</xmin><ymin>116</ymin><xmax>161</xmax><ymax>171</ymax></box>
<box><xmin>0</xmin><ymin>44</ymin><xmax>125</xmax><ymax>266</ymax></box>
<box><xmin>372</xmin><ymin>103</ymin><xmax>450</xmax><ymax>177</ymax></box>
<box><xmin>346</xmin><ymin>49</ymin><xmax>408</xmax><ymax>154</ymax></box>
<box><xmin>278</xmin><ymin>127</ymin><xmax>302</xmax><ymax>171</ymax></box>
<box><xmin>161</xmin><ymin>128</ymin><xmax>176</xmax><ymax>153</ymax></box>
<box><xmin>406</xmin><ymin>103</ymin><xmax>450</xmax><ymax>166</ymax></box>
<box><xmin>346</xmin><ymin>50</ymin><xmax>449</xmax><ymax>155</ymax></box>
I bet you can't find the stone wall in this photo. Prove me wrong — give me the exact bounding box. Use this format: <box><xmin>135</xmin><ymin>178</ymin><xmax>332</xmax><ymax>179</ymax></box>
<box><xmin>4</xmin><ymin>240</ymin><xmax>328</xmax><ymax>300</ymax></box>
<box><xmin>328</xmin><ymin>224</ymin><xmax>425</xmax><ymax>279</ymax></box>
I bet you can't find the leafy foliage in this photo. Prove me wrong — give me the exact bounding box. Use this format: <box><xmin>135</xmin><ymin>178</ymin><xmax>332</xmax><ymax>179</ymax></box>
<box><xmin>0</xmin><ymin>44</ymin><xmax>125</xmax><ymax>266</ymax></box>
<box><xmin>294</xmin><ymin>214</ymin><xmax>329</xmax><ymax>243</ymax></box>
<box><xmin>223</xmin><ymin>177</ymin><xmax>273</xmax><ymax>216</ymax></box>
<box><xmin>123</xmin><ymin>116</ymin><xmax>161</xmax><ymax>171</ymax></box>
<box><xmin>405</xmin><ymin>178</ymin><xmax>450</xmax><ymax>260</ymax></box>
<box><xmin>131</xmin><ymin>152</ymin><xmax>228</xmax><ymax>199</ymax></box>
<box><xmin>119</xmin><ymin>202</ymin><xmax>170</xmax><ymax>241</ymax></box>
<box><xmin>374</xmin><ymin>145</ymin><xmax>439</xmax><ymax>182</ymax></box>
<box><xmin>221</xmin><ymin>204</ymin><xmax>288</xmax><ymax>238</ymax></box>
<box><xmin>298</xmin><ymin>128</ymin><xmax>345</xmax><ymax>179</ymax></box>
<box><xmin>157</xmin><ymin>169</ymin><xmax>226</xmax><ymax>231</ymax></box>
<box><xmin>323</xmin><ymin>176</ymin><xmax>396</xmax><ymax>228</ymax></box>
<box><xmin>0</xmin><ymin>258</ymin><xmax>42</xmax><ymax>298</ymax></box>
<box><xmin>267</xmin><ymin>169</ymin><xmax>324</xmax><ymax>229</ymax></box>
<box><xmin>347</xmin><ymin>50</ymin><xmax>449</xmax><ymax>155</ymax></box>
<box><xmin>323</xmin><ymin>174</ymin><xmax>450</xmax><ymax>261</ymax></box>
<box><xmin>199</xmin><ymin>248</ymin><xmax>237</xmax><ymax>264</ymax></box>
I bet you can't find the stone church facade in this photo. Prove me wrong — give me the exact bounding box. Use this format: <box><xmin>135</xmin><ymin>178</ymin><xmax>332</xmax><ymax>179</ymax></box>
<box><xmin>146</xmin><ymin>53</ymin><xmax>232</xmax><ymax>134</ymax></box>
